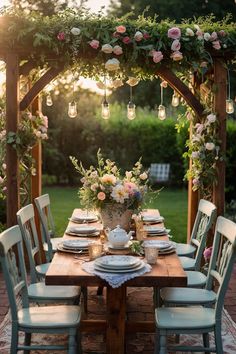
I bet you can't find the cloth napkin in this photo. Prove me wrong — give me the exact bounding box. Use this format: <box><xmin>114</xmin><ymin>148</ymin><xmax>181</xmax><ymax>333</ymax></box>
<box><xmin>82</xmin><ymin>261</ymin><xmax>152</xmax><ymax>288</ymax></box>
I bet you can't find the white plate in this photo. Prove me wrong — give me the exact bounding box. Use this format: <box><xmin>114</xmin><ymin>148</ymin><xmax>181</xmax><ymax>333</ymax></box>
<box><xmin>65</xmin><ymin>231</ymin><xmax>100</xmax><ymax>237</ymax></box>
<box><xmin>107</xmin><ymin>241</ymin><xmax>132</xmax><ymax>250</ymax></box>
<box><xmin>159</xmin><ymin>247</ymin><xmax>176</xmax><ymax>255</ymax></box>
<box><xmin>142</xmin><ymin>216</ymin><xmax>164</xmax><ymax>223</ymax></box>
<box><xmin>95</xmin><ymin>255</ymin><xmax>140</xmax><ymax>269</ymax></box>
<box><xmin>62</xmin><ymin>239</ymin><xmax>93</xmax><ymax>249</ymax></box>
<box><xmin>57</xmin><ymin>243</ymin><xmax>88</xmax><ymax>254</ymax></box>
<box><xmin>143</xmin><ymin>240</ymin><xmax>171</xmax><ymax>250</ymax></box>
<box><xmin>94</xmin><ymin>260</ymin><xmax>145</xmax><ymax>273</ymax></box>
<box><xmin>69</xmin><ymin>215</ymin><xmax>98</xmax><ymax>223</ymax></box>
<box><xmin>67</xmin><ymin>226</ymin><xmax>97</xmax><ymax>234</ymax></box>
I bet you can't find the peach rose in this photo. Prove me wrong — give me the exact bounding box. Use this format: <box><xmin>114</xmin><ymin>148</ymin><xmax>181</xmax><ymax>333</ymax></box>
<box><xmin>101</xmin><ymin>44</ymin><xmax>113</xmax><ymax>54</ymax></box>
<box><xmin>170</xmin><ymin>51</ymin><xmax>183</xmax><ymax>61</ymax></box>
<box><xmin>116</xmin><ymin>25</ymin><xmax>126</xmax><ymax>34</ymax></box>
<box><xmin>113</xmin><ymin>45</ymin><xmax>123</xmax><ymax>55</ymax></box>
<box><xmin>97</xmin><ymin>192</ymin><xmax>106</xmax><ymax>201</ymax></box>
<box><xmin>140</xmin><ymin>172</ymin><xmax>148</xmax><ymax>180</ymax></box>
<box><xmin>167</xmin><ymin>27</ymin><xmax>181</xmax><ymax>39</ymax></box>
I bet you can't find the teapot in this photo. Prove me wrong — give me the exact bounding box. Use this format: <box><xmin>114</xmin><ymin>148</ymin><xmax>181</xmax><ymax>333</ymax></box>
<box><xmin>108</xmin><ymin>225</ymin><xmax>134</xmax><ymax>248</ymax></box>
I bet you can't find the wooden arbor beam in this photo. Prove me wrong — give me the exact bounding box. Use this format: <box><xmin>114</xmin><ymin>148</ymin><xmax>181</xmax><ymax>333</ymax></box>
<box><xmin>156</xmin><ymin>66</ymin><xmax>204</xmax><ymax>238</ymax></box>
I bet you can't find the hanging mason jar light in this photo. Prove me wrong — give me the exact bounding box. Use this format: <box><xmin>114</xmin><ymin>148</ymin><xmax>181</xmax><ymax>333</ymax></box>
<box><xmin>158</xmin><ymin>82</ymin><xmax>166</xmax><ymax>120</ymax></box>
<box><xmin>68</xmin><ymin>101</ymin><xmax>77</xmax><ymax>118</ymax></box>
<box><xmin>101</xmin><ymin>76</ymin><xmax>110</xmax><ymax>120</ymax></box>
<box><xmin>171</xmin><ymin>91</ymin><xmax>179</xmax><ymax>107</ymax></box>
<box><xmin>226</xmin><ymin>68</ymin><xmax>235</xmax><ymax>114</ymax></box>
<box><xmin>46</xmin><ymin>93</ymin><xmax>53</xmax><ymax>106</ymax></box>
<box><xmin>127</xmin><ymin>86</ymin><xmax>136</xmax><ymax>120</ymax></box>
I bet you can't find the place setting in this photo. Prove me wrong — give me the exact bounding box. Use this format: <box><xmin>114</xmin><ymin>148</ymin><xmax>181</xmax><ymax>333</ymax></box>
<box><xmin>65</xmin><ymin>225</ymin><xmax>100</xmax><ymax>237</ymax></box>
<box><xmin>144</xmin><ymin>225</ymin><xmax>171</xmax><ymax>236</ymax></box>
<box><xmin>141</xmin><ymin>215</ymin><xmax>164</xmax><ymax>224</ymax></box>
<box><xmin>68</xmin><ymin>213</ymin><xmax>99</xmax><ymax>224</ymax></box>
<box><xmin>57</xmin><ymin>239</ymin><xmax>94</xmax><ymax>254</ymax></box>
<box><xmin>143</xmin><ymin>240</ymin><xmax>176</xmax><ymax>255</ymax></box>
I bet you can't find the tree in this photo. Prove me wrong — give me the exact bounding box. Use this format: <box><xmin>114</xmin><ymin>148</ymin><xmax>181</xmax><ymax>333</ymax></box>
<box><xmin>109</xmin><ymin>0</ymin><xmax>236</xmax><ymax>22</ymax></box>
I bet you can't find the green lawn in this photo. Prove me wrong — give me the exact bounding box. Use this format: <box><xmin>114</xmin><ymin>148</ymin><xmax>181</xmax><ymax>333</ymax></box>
<box><xmin>43</xmin><ymin>186</ymin><xmax>188</xmax><ymax>243</ymax></box>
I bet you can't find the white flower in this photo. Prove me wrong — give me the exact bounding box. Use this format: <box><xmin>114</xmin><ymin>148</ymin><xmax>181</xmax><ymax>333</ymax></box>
<box><xmin>101</xmin><ymin>44</ymin><xmax>113</xmax><ymax>54</ymax></box>
<box><xmin>207</xmin><ymin>113</ymin><xmax>216</xmax><ymax>123</ymax></box>
<box><xmin>71</xmin><ymin>27</ymin><xmax>81</xmax><ymax>36</ymax></box>
<box><xmin>125</xmin><ymin>171</ymin><xmax>132</xmax><ymax>179</ymax></box>
<box><xmin>204</xmin><ymin>33</ymin><xmax>211</xmax><ymax>41</ymax></box>
<box><xmin>0</xmin><ymin>176</ymin><xmax>4</xmax><ymax>184</ymax></box>
<box><xmin>140</xmin><ymin>172</ymin><xmax>148</xmax><ymax>180</ymax></box>
<box><xmin>185</xmin><ymin>28</ymin><xmax>194</xmax><ymax>36</ymax></box>
<box><xmin>134</xmin><ymin>31</ymin><xmax>143</xmax><ymax>41</ymax></box>
<box><xmin>105</xmin><ymin>58</ymin><xmax>120</xmax><ymax>71</ymax></box>
<box><xmin>113</xmin><ymin>45</ymin><xmax>123</xmax><ymax>55</ymax></box>
<box><xmin>91</xmin><ymin>183</ymin><xmax>99</xmax><ymax>191</ymax></box>
<box><xmin>111</xmin><ymin>184</ymin><xmax>129</xmax><ymax>203</ymax></box>
<box><xmin>2</xmin><ymin>163</ymin><xmax>6</xmax><ymax>170</ymax></box>
<box><xmin>205</xmin><ymin>142</ymin><xmax>215</xmax><ymax>151</ymax></box>
<box><xmin>191</xmin><ymin>151</ymin><xmax>200</xmax><ymax>159</ymax></box>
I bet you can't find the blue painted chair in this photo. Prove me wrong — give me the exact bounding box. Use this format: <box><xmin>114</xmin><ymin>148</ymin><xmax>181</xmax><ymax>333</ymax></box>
<box><xmin>154</xmin><ymin>216</ymin><xmax>236</xmax><ymax>354</ymax></box>
<box><xmin>17</xmin><ymin>204</ymin><xmax>81</xmax><ymax>304</ymax></box>
<box><xmin>0</xmin><ymin>225</ymin><xmax>82</xmax><ymax>353</ymax></box>
<box><xmin>34</xmin><ymin>194</ymin><xmax>61</xmax><ymax>262</ymax></box>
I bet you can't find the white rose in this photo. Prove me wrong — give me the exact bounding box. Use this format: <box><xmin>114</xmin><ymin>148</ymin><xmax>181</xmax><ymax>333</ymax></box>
<box><xmin>185</xmin><ymin>28</ymin><xmax>194</xmax><ymax>36</ymax></box>
<box><xmin>140</xmin><ymin>172</ymin><xmax>148</xmax><ymax>180</ymax></box>
<box><xmin>125</xmin><ymin>171</ymin><xmax>132</xmax><ymax>179</ymax></box>
<box><xmin>126</xmin><ymin>77</ymin><xmax>140</xmax><ymax>87</ymax></box>
<box><xmin>113</xmin><ymin>45</ymin><xmax>123</xmax><ymax>55</ymax></box>
<box><xmin>71</xmin><ymin>27</ymin><xmax>81</xmax><ymax>36</ymax></box>
<box><xmin>101</xmin><ymin>44</ymin><xmax>113</xmax><ymax>54</ymax></box>
<box><xmin>191</xmin><ymin>151</ymin><xmax>200</xmax><ymax>159</ymax></box>
<box><xmin>134</xmin><ymin>31</ymin><xmax>143</xmax><ymax>41</ymax></box>
<box><xmin>2</xmin><ymin>163</ymin><xmax>6</xmax><ymax>170</ymax></box>
<box><xmin>207</xmin><ymin>113</ymin><xmax>216</xmax><ymax>123</ymax></box>
<box><xmin>205</xmin><ymin>142</ymin><xmax>215</xmax><ymax>151</ymax></box>
<box><xmin>0</xmin><ymin>176</ymin><xmax>4</xmax><ymax>184</ymax></box>
<box><xmin>204</xmin><ymin>33</ymin><xmax>211</xmax><ymax>41</ymax></box>
<box><xmin>105</xmin><ymin>58</ymin><xmax>120</xmax><ymax>71</ymax></box>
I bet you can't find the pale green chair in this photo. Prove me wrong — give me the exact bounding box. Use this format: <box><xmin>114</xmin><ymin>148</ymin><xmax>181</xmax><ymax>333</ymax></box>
<box><xmin>17</xmin><ymin>204</ymin><xmax>81</xmax><ymax>304</ymax></box>
<box><xmin>154</xmin><ymin>216</ymin><xmax>236</xmax><ymax>353</ymax></box>
<box><xmin>0</xmin><ymin>225</ymin><xmax>82</xmax><ymax>354</ymax></box>
<box><xmin>34</xmin><ymin>194</ymin><xmax>61</xmax><ymax>262</ymax></box>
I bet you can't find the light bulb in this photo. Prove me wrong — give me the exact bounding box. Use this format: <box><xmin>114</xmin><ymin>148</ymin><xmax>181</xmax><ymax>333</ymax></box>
<box><xmin>158</xmin><ymin>104</ymin><xmax>166</xmax><ymax>120</ymax></box>
<box><xmin>46</xmin><ymin>93</ymin><xmax>53</xmax><ymax>106</ymax></box>
<box><xmin>68</xmin><ymin>101</ymin><xmax>77</xmax><ymax>118</ymax></box>
<box><xmin>226</xmin><ymin>99</ymin><xmax>234</xmax><ymax>114</ymax></box>
<box><xmin>171</xmin><ymin>93</ymin><xmax>179</xmax><ymax>107</ymax></box>
<box><xmin>101</xmin><ymin>100</ymin><xmax>110</xmax><ymax>120</ymax></box>
<box><xmin>127</xmin><ymin>102</ymin><xmax>136</xmax><ymax>120</ymax></box>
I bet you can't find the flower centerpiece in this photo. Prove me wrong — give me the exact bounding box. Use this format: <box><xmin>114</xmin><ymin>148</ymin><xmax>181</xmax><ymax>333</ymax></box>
<box><xmin>70</xmin><ymin>150</ymin><xmax>149</xmax><ymax>230</ymax></box>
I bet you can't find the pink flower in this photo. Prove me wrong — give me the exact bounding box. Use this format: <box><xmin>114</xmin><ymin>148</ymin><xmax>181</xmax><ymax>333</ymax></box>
<box><xmin>57</xmin><ymin>32</ymin><xmax>65</xmax><ymax>41</ymax></box>
<box><xmin>171</xmin><ymin>39</ymin><xmax>181</xmax><ymax>51</ymax></box>
<box><xmin>113</xmin><ymin>31</ymin><xmax>120</xmax><ymax>38</ymax></box>
<box><xmin>113</xmin><ymin>45</ymin><xmax>123</xmax><ymax>55</ymax></box>
<box><xmin>196</xmin><ymin>30</ymin><xmax>204</xmax><ymax>40</ymax></box>
<box><xmin>122</xmin><ymin>36</ymin><xmax>131</xmax><ymax>44</ymax></box>
<box><xmin>134</xmin><ymin>31</ymin><xmax>143</xmax><ymax>41</ymax></box>
<box><xmin>203</xmin><ymin>246</ymin><xmax>213</xmax><ymax>262</ymax></box>
<box><xmin>0</xmin><ymin>176</ymin><xmax>4</xmax><ymax>184</ymax></box>
<box><xmin>212</xmin><ymin>40</ymin><xmax>221</xmax><ymax>50</ymax></box>
<box><xmin>89</xmin><ymin>39</ymin><xmax>100</xmax><ymax>49</ymax></box>
<box><xmin>143</xmin><ymin>32</ymin><xmax>150</xmax><ymax>40</ymax></box>
<box><xmin>170</xmin><ymin>51</ymin><xmax>183</xmax><ymax>61</ymax></box>
<box><xmin>97</xmin><ymin>192</ymin><xmax>106</xmax><ymax>201</ymax></box>
<box><xmin>167</xmin><ymin>27</ymin><xmax>181</xmax><ymax>39</ymax></box>
<box><xmin>152</xmin><ymin>50</ymin><xmax>163</xmax><ymax>63</ymax></box>
<box><xmin>210</xmin><ymin>31</ymin><xmax>218</xmax><ymax>41</ymax></box>
<box><xmin>195</xmin><ymin>123</ymin><xmax>204</xmax><ymax>134</ymax></box>
<box><xmin>193</xmin><ymin>178</ymin><xmax>200</xmax><ymax>186</ymax></box>
<box><xmin>218</xmin><ymin>30</ymin><xmax>226</xmax><ymax>37</ymax></box>
<box><xmin>116</xmin><ymin>25</ymin><xmax>126</xmax><ymax>34</ymax></box>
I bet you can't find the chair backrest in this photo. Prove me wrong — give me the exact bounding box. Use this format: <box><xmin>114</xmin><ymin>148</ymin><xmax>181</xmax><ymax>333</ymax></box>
<box><xmin>34</xmin><ymin>194</ymin><xmax>55</xmax><ymax>261</ymax></box>
<box><xmin>149</xmin><ymin>163</ymin><xmax>170</xmax><ymax>182</ymax></box>
<box><xmin>205</xmin><ymin>216</ymin><xmax>236</xmax><ymax>318</ymax></box>
<box><xmin>190</xmin><ymin>199</ymin><xmax>217</xmax><ymax>271</ymax></box>
<box><xmin>0</xmin><ymin>225</ymin><xmax>29</xmax><ymax>322</ymax></box>
<box><xmin>17</xmin><ymin>204</ymin><xmax>42</xmax><ymax>283</ymax></box>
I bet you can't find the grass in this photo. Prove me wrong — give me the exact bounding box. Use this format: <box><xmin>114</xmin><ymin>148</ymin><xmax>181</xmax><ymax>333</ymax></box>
<box><xmin>43</xmin><ymin>186</ymin><xmax>188</xmax><ymax>243</ymax></box>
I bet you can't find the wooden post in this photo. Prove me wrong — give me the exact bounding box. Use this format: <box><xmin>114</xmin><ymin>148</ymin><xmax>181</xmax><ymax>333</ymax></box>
<box><xmin>6</xmin><ymin>53</ymin><xmax>20</xmax><ymax>227</ymax></box>
<box><xmin>212</xmin><ymin>59</ymin><xmax>227</xmax><ymax>217</ymax></box>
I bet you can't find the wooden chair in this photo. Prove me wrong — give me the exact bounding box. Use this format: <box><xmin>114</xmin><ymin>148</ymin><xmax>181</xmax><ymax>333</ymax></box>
<box><xmin>34</xmin><ymin>194</ymin><xmax>61</xmax><ymax>262</ymax></box>
<box><xmin>154</xmin><ymin>216</ymin><xmax>236</xmax><ymax>353</ymax></box>
<box><xmin>0</xmin><ymin>225</ymin><xmax>82</xmax><ymax>354</ymax></box>
<box><xmin>17</xmin><ymin>204</ymin><xmax>81</xmax><ymax>304</ymax></box>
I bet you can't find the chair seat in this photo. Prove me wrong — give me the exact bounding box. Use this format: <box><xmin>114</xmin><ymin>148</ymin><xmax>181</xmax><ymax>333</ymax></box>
<box><xmin>160</xmin><ymin>287</ymin><xmax>216</xmax><ymax>305</ymax></box>
<box><xmin>36</xmin><ymin>262</ymin><xmax>50</xmax><ymax>276</ymax></box>
<box><xmin>186</xmin><ymin>270</ymin><xmax>207</xmax><ymax>288</ymax></box>
<box><xmin>18</xmin><ymin>305</ymin><xmax>81</xmax><ymax>329</ymax></box>
<box><xmin>179</xmin><ymin>256</ymin><xmax>196</xmax><ymax>270</ymax></box>
<box><xmin>43</xmin><ymin>237</ymin><xmax>62</xmax><ymax>253</ymax></box>
<box><xmin>28</xmin><ymin>282</ymin><xmax>80</xmax><ymax>301</ymax></box>
<box><xmin>155</xmin><ymin>307</ymin><xmax>215</xmax><ymax>330</ymax></box>
<box><xmin>176</xmin><ymin>243</ymin><xmax>196</xmax><ymax>257</ymax></box>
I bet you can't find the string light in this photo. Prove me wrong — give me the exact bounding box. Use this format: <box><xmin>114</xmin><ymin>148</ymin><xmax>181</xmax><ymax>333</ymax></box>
<box><xmin>68</xmin><ymin>82</ymin><xmax>78</xmax><ymax>118</ymax></box>
<box><xmin>46</xmin><ymin>93</ymin><xmax>53</xmax><ymax>106</ymax></box>
<box><xmin>158</xmin><ymin>82</ymin><xmax>166</xmax><ymax>120</ymax></box>
<box><xmin>171</xmin><ymin>92</ymin><xmax>179</xmax><ymax>107</ymax></box>
<box><xmin>127</xmin><ymin>86</ymin><xmax>136</xmax><ymax>120</ymax></box>
<box><xmin>101</xmin><ymin>76</ymin><xmax>110</xmax><ymax>120</ymax></box>
<box><xmin>226</xmin><ymin>68</ymin><xmax>235</xmax><ymax>114</ymax></box>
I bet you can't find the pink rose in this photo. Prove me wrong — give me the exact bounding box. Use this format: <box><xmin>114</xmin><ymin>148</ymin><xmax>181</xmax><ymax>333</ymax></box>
<box><xmin>89</xmin><ymin>39</ymin><xmax>100</xmax><ymax>49</ymax></box>
<box><xmin>210</xmin><ymin>31</ymin><xmax>218</xmax><ymax>41</ymax></box>
<box><xmin>218</xmin><ymin>30</ymin><xmax>226</xmax><ymax>37</ymax></box>
<box><xmin>113</xmin><ymin>31</ymin><xmax>120</xmax><ymax>38</ymax></box>
<box><xmin>212</xmin><ymin>40</ymin><xmax>221</xmax><ymax>50</ymax></box>
<box><xmin>193</xmin><ymin>178</ymin><xmax>200</xmax><ymax>186</ymax></box>
<box><xmin>97</xmin><ymin>191</ymin><xmax>106</xmax><ymax>201</ymax></box>
<box><xmin>57</xmin><ymin>32</ymin><xmax>65</xmax><ymax>41</ymax></box>
<box><xmin>203</xmin><ymin>246</ymin><xmax>213</xmax><ymax>262</ymax></box>
<box><xmin>171</xmin><ymin>39</ymin><xmax>181</xmax><ymax>51</ymax></box>
<box><xmin>116</xmin><ymin>25</ymin><xmax>126</xmax><ymax>34</ymax></box>
<box><xmin>167</xmin><ymin>27</ymin><xmax>181</xmax><ymax>39</ymax></box>
<box><xmin>196</xmin><ymin>30</ymin><xmax>204</xmax><ymax>40</ymax></box>
<box><xmin>122</xmin><ymin>36</ymin><xmax>131</xmax><ymax>44</ymax></box>
<box><xmin>195</xmin><ymin>123</ymin><xmax>204</xmax><ymax>134</ymax></box>
<box><xmin>152</xmin><ymin>50</ymin><xmax>163</xmax><ymax>63</ymax></box>
<box><xmin>170</xmin><ymin>51</ymin><xmax>183</xmax><ymax>61</ymax></box>
<box><xmin>113</xmin><ymin>45</ymin><xmax>123</xmax><ymax>55</ymax></box>
<box><xmin>143</xmin><ymin>32</ymin><xmax>150</xmax><ymax>40</ymax></box>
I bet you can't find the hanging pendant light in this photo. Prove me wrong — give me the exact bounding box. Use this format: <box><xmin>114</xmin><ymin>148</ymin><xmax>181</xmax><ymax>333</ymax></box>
<box><xmin>127</xmin><ymin>86</ymin><xmax>136</xmax><ymax>120</ymax></box>
<box><xmin>226</xmin><ymin>68</ymin><xmax>235</xmax><ymax>114</ymax></box>
<box><xmin>46</xmin><ymin>92</ymin><xmax>53</xmax><ymax>106</ymax></box>
<box><xmin>171</xmin><ymin>92</ymin><xmax>179</xmax><ymax>107</ymax></box>
<box><xmin>68</xmin><ymin>101</ymin><xmax>77</xmax><ymax>118</ymax></box>
<box><xmin>158</xmin><ymin>82</ymin><xmax>166</xmax><ymax>120</ymax></box>
<box><xmin>101</xmin><ymin>76</ymin><xmax>110</xmax><ymax>119</ymax></box>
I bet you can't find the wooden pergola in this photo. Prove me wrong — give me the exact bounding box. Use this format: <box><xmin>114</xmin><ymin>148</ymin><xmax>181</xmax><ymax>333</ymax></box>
<box><xmin>0</xmin><ymin>13</ymin><xmax>229</xmax><ymax>241</ymax></box>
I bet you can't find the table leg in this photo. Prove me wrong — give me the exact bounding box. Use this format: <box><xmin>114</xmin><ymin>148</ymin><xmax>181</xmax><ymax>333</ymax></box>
<box><xmin>106</xmin><ymin>285</ymin><xmax>126</xmax><ymax>354</ymax></box>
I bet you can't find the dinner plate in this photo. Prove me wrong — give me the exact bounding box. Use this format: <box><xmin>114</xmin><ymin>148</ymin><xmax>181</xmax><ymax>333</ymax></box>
<box><xmin>69</xmin><ymin>215</ymin><xmax>98</xmax><ymax>223</ymax></box>
<box><xmin>142</xmin><ymin>216</ymin><xmax>164</xmax><ymax>224</ymax></box>
<box><xmin>143</xmin><ymin>240</ymin><xmax>171</xmax><ymax>250</ymax></box>
<box><xmin>65</xmin><ymin>231</ymin><xmax>100</xmax><ymax>237</ymax></box>
<box><xmin>62</xmin><ymin>239</ymin><xmax>93</xmax><ymax>250</ymax></box>
<box><xmin>57</xmin><ymin>243</ymin><xmax>88</xmax><ymax>254</ymax></box>
<box><xmin>159</xmin><ymin>247</ymin><xmax>176</xmax><ymax>255</ymax></box>
<box><xmin>95</xmin><ymin>255</ymin><xmax>141</xmax><ymax>269</ymax></box>
<box><xmin>67</xmin><ymin>226</ymin><xmax>97</xmax><ymax>234</ymax></box>
<box><xmin>94</xmin><ymin>260</ymin><xmax>145</xmax><ymax>273</ymax></box>
<box><xmin>107</xmin><ymin>241</ymin><xmax>132</xmax><ymax>250</ymax></box>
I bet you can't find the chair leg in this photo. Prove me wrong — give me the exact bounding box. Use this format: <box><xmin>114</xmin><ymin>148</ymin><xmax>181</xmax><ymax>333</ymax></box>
<box><xmin>81</xmin><ymin>286</ymin><xmax>88</xmax><ymax>313</ymax></box>
<box><xmin>23</xmin><ymin>332</ymin><xmax>31</xmax><ymax>354</ymax></box>
<box><xmin>76</xmin><ymin>329</ymin><xmax>83</xmax><ymax>354</ymax></box>
<box><xmin>159</xmin><ymin>332</ymin><xmax>167</xmax><ymax>354</ymax></box>
<box><xmin>153</xmin><ymin>287</ymin><xmax>162</xmax><ymax>308</ymax></box>
<box><xmin>97</xmin><ymin>286</ymin><xmax>103</xmax><ymax>295</ymax></box>
<box><xmin>68</xmin><ymin>333</ymin><xmax>77</xmax><ymax>354</ymax></box>
<box><xmin>214</xmin><ymin>324</ymin><xmax>223</xmax><ymax>354</ymax></box>
<box><xmin>203</xmin><ymin>332</ymin><xmax>209</xmax><ymax>354</ymax></box>
<box><xmin>10</xmin><ymin>324</ymin><xmax>18</xmax><ymax>354</ymax></box>
<box><xmin>154</xmin><ymin>328</ymin><xmax>160</xmax><ymax>354</ymax></box>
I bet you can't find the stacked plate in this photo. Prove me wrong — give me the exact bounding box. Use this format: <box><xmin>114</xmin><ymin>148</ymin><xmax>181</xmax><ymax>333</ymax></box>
<box><xmin>69</xmin><ymin>214</ymin><xmax>98</xmax><ymax>223</ymax></box>
<box><xmin>142</xmin><ymin>215</ymin><xmax>164</xmax><ymax>224</ymax></box>
<box><xmin>66</xmin><ymin>225</ymin><xmax>100</xmax><ymax>237</ymax></box>
<box><xmin>94</xmin><ymin>255</ymin><xmax>145</xmax><ymax>273</ymax></box>
<box><xmin>144</xmin><ymin>226</ymin><xmax>171</xmax><ymax>236</ymax></box>
<box><xmin>143</xmin><ymin>240</ymin><xmax>176</xmax><ymax>255</ymax></box>
<box><xmin>58</xmin><ymin>239</ymin><xmax>93</xmax><ymax>254</ymax></box>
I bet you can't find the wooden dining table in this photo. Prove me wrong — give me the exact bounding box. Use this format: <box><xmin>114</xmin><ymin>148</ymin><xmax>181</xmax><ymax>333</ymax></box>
<box><xmin>45</xmin><ymin>209</ymin><xmax>187</xmax><ymax>354</ymax></box>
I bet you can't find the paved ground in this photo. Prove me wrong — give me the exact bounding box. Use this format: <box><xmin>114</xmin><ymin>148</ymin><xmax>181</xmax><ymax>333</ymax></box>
<box><xmin>0</xmin><ymin>264</ymin><xmax>236</xmax><ymax>353</ymax></box>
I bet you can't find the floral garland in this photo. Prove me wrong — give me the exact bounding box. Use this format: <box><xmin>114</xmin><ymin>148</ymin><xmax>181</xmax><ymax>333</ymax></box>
<box><xmin>0</xmin><ymin>110</ymin><xmax>48</xmax><ymax>200</ymax></box>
